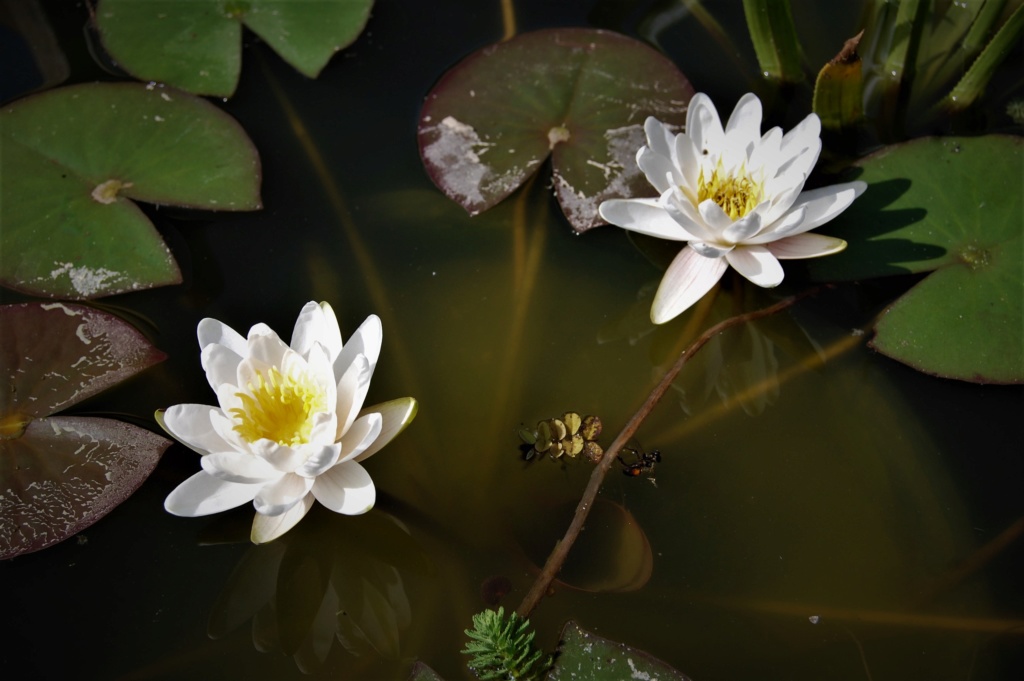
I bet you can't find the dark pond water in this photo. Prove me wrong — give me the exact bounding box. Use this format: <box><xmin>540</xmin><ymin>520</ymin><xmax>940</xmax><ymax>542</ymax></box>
<box><xmin>2</xmin><ymin>1</ymin><xmax>1023</xmax><ymax>680</ymax></box>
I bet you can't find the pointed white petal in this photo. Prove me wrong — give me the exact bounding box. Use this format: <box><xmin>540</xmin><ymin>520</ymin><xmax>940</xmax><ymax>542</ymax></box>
<box><xmin>651</xmin><ymin>246</ymin><xmax>729</xmax><ymax>324</ymax></box>
<box><xmin>598</xmin><ymin>198</ymin><xmax>691</xmax><ymax>240</ymax></box>
<box><xmin>636</xmin><ymin>146</ymin><xmax>678</xmax><ymax>193</ymax></box>
<box><xmin>673</xmin><ymin>132</ymin><xmax>700</xmax><ymax>191</ymax></box>
<box><xmin>250</xmin><ymin>439</ymin><xmax>306</xmax><ymax>471</ymax></box>
<box><xmin>335</xmin><ymin>353</ymin><xmax>371</xmax><ymax>439</ymax></box>
<box><xmin>644</xmin><ymin>116</ymin><xmax>675</xmax><ymax>160</ymax></box>
<box><xmin>726</xmin><ymin>246</ymin><xmax>785</xmax><ymax>287</ymax></box>
<box><xmin>685</xmin><ymin>93</ymin><xmax>724</xmax><ymax>156</ymax></box>
<box><xmin>251</xmin><ymin>494</ymin><xmax>314</xmax><ymax>544</ymax></box>
<box><xmin>317</xmin><ymin>302</ymin><xmax>344</xmax><ymax>362</ymax></box>
<box><xmin>766</xmin><ymin>233</ymin><xmax>847</xmax><ymax>259</ymax></box>
<box><xmin>202</xmin><ymin>451</ymin><xmax>283</xmax><ymax>483</ymax></box>
<box><xmin>164</xmin><ymin>470</ymin><xmax>261</xmax><ymax>517</ymax></box>
<box><xmin>785</xmin><ymin>181</ymin><xmax>867</xmax><ymax>232</ymax></box>
<box><xmin>334</xmin><ymin>315</ymin><xmax>382</xmax><ymax>383</ymax></box>
<box><xmin>723</xmin><ymin>211</ymin><xmax>763</xmax><ymax>244</ymax></box>
<box><xmin>254</xmin><ymin>473</ymin><xmax>314</xmax><ymax>516</ymax></box>
<box><xmin>780</xmin><ymin>112</ymin><xmax>821</xmax><ymax>155</ymax></box>
<box><xmin>749</xmin><ymin>126</ymin><xmax>782</xmax><ymax>170</ymax></box>
<box><xmin>690</xmin><ymin>240</ymin><xmax>733</xmax><ymax>258</ymax></box>
<box><xmin>246</xmin><ymin>322</ymin><xmax>274</xmax><ymax>340</ymax></box>
<box><xmin>747</xmin><ymin>204</ymin><xmax>808</xmax><ymax>244</ymax></box>
<box><xmin>354</xmin><ymin>397</ymin><xmax>418</xmax><ymax>462</ymax></box>
<box><xmin>337</xmin><ymin>413</ymin><xmax>383</xmax><ymax>464</ymax></box>
<box><xmin>697</xmin><ymin>200</ymin><xmax>735</xmax><ymax>232</ymax></box>
<box><xmin>289</xmin><ymin>301</ymin><xmax>328</xmax><ymax>360</ymax></box>
<box><xmin>198</xmin><ymin>317</ymin><xmax>247</xmax><ymax>356</ymax></box>
<box><xmin>296</xmin><ymin>443</ymin><xmax>342</xmax><ymax>478</ymax></box>
<box><xmin>312</xmin><ymin>461</ymin><xmax>375</xmax><ymax>515</ymax></box>
<box><xmin>161</xmin><ymin>404</ymin><xmax>232</xmax><ymax>456</ymax></box>
<box><xmin>246</xmin><ymin>332</ymin><xmax>291</xmax><ymax>371</ymax></box>
<box><xmin>723</xmin><ymin>92</ymin><xmax>762</xmax><ymax>164</ymax></box>
<box><xmin>201</xmin><ymin>343</ymin><xmax>242</xmax><ymax>393</ymax></box>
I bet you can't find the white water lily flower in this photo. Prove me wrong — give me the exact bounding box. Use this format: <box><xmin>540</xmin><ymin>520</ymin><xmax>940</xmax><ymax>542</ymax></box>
<box><xmin>159</xmin><ymin>301</ymin><xmax>417</xmax><ymax>543</ymax></box>
<box><xmin>599</xmin><ymin>92</ymin><xmax>867</xmax><ymax>324</ymax></box>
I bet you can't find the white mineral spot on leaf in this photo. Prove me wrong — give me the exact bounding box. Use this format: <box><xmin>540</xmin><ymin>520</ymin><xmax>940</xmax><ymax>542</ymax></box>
<box><xmin>74</xmin><ymin>324</ymin><xmax>92</xmax><ymax>345</ymax></box>
<box><xmin>548</xmin><ymin>125</ymin><xmax>571</xmax><ymax>149</ymax></box>
<box><xmin>39</xmin><ymin>302</ymin><xmax>81</xmax><ymax>317</ymax></box>
<box><xmin>160</xmin><ymin>92</ymin><xmax>171</xmax><ymax>101</ymax></box>
<box><xmin>556</xmin><ymin>123</ymin><xmax>645</xmax><ymax>230</ymax></box>
<box><xmin>422</xmin><ymin>116</ymin><xmax>495</xmax><ymax>209</ymax></box>
<box><xmin>48</xmin><ymin>262</ymin><xmax>125</xmax><ymax>297</ymax></box>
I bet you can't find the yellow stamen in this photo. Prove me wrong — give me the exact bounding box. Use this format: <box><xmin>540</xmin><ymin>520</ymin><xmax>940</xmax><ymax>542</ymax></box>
<box><xmin>231</xmin><ymin>366</ymin><xmax>326</xmax><ymax>446</ymax></box>
<box><xmin>697</xmin><ymin>163</ymin><xmax>762</xmax><ymax>220</ymax></box>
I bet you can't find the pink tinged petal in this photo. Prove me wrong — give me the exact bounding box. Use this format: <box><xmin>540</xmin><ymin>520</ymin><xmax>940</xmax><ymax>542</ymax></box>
<box><xmin>201</xmin><ymin>343</ymin><xmax>243</xmax><ymax>393</ymax></box>
<box><xmin>651</xmin><ymin>246</ymin><xmax>729</xmax><ymax>324</ymax></box>
<box><xmin>697</xmin><ymin>200</ymin><xmax>735</xmax><ymax>233</ymax></box>
<box><xmin>335</xmin><ymin>353</ymin><xmax>371</xmax><ymax>439</ymax></box>
<box><xmin>289</xmin><ymin>301</ymin><xmax>329</xmax><ymax>360</ymax></box>
<box><xmin>295</xmin><ymin>443</ymin><xmax>342</xmax><ymax>478</ymax></box>
<box><xmin>202</xmin><ymin>451</ymin><xmax>283</xmax><ymax>483</ymax></box>
<box><xmin>643</xmin><ymin>116</ymin><xmax>675</xmax><ymax>160</ymax></box>
<box><xmin>636</xmin><ymin>147</ymin><xmax>678</xmax><ymax>193</ymax></box>
<box><xmin>354</xmin><ymin>397</ymin><xmax>418</xmax><ymax>462</ymax></box>
<box><xmin>164</xmin><ymin>470</ymin><xmax>261</xmax><ymax>517</ymax></box>
<box><xmin>198</xmin><ymin>317</ymin><xmax>247</xmax><ymax>356</ymax></box>
<box><xmin>254</xmin><ymin>473</ymin><xmax>314</xmax><ymax>516</ymax></box>
<box><xmin>161</xmin><ymin>404</ymin><xmax>232</xmax><ymax>456</ymax></box>
<box><xmin>598</xmin><ymin>198</ymin><xmax>691</xmax><ymax>240</ymax></box>
<box><xmin>726</xmin><ymin>246</ymin><xmax>785</xmax><ymax>287</ymax></box>
<box><xmin>723</xmin><ymin>211</ymin><xmax>763</xmax><ymax>244</ymax></box>
<box><xmin>334</xmin><ymin>315</ymin><xmax>382</xmax><ymax>384</ymax></box>
<box><xmin>251</xmin><ymin>494</ymin><xmax>314</xmax><ymax>544</ymax></box>
<box><xmin>766</xmin><ymin>233</ymin><xmax>847</xmax><ymax>259</ymax></box>
<box><xmin>338</xmin><ymin>413</ymin><xmax>383</xmax><ymax>464</ymax></box>
<box><xmin>311</xmin><ymin>461</ymin><xmax>375</xmax><ymax>515</ymax></box>
<box><xmin>690</xmin><ymin>240</ymin><xmax>733</xmax><ymax>258</ymax></box>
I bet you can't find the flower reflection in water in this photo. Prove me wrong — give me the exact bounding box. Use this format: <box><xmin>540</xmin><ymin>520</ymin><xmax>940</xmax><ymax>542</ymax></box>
<box><xmin>207</xmin><ymin>506</ymin><xmax>428</xmax><ymax>673</ymax></box>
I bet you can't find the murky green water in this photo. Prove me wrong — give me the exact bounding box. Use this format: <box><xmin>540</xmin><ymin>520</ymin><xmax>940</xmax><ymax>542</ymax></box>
<box><xmin>2</xmin><ymin>1</ymin><xmax>1023</xmax><ymax>679</ymax></box>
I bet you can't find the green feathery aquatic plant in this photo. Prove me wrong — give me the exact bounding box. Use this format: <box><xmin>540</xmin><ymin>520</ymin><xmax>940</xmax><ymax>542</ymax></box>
<box><xmin>462</xmin><ymin>607</ymin><xmax>550</xmax><ymax>681</ymax></box>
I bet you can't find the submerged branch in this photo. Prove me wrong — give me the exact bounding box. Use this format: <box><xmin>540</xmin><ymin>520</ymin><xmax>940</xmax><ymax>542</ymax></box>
<box><xmin>516</xmin><ymin>291</ymin><xmax>812</xmax><ymax>617</ymax></box>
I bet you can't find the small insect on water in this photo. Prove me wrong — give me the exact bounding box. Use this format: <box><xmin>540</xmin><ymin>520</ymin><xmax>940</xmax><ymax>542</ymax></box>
<box><xmin>618</xmin><ymin>445</ymin><xmax>661</xmax><ymax>477</ymax></box>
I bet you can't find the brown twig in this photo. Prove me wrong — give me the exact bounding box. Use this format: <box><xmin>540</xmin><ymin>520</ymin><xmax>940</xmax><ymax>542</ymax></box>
<box><xmin>516</xmin><ymin>291</ymin><xmax>813</xmax><ymax>618</ymax></box>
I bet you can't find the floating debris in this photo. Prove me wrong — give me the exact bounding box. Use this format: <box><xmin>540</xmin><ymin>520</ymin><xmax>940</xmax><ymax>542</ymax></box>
<box><xmin>518</xmin><ymin>412</ymin><xmax>603</xmax><ymax>463</ymax></box>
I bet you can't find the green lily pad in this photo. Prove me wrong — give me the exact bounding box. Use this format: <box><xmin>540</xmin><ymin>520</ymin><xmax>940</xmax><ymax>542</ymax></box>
<box><xmin>810</xmin><ymin>136</ymin><xmax>1023</xmax><ymax>383</ymax></box>
<box><xmin>0</xmin><ymin>303</ymin><xmax>170</xmax><ymax>559</ymax></box>
<box><xmin>95</xmin><ymin>0</ymin><xmax>375</xmax><ymax>97</ymax></box>
<box><xmin>548</xmin><ymin>620</ymin><xmax>693</xmax><ymax>681</ymax></box>
<box><xmin>1</xmin><ymin>82</ymin><xmax>261</xmax><ymax>299</ymax></box>
<box><xmin>418</xmin><ymin>28</ymin><xmax>694</xmax><ymax>232</ymax></box>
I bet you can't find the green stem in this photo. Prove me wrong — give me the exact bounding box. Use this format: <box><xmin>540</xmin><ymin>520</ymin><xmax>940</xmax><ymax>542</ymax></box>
<box><xmin>742</xmin><ymin>0</ymin><xmax>804</xmax><ymax>83</ymax></box>
<box><xmin>944</xmin><ymin>2</ymin><xmax>1024</xmax><ymax>111</ymax></box>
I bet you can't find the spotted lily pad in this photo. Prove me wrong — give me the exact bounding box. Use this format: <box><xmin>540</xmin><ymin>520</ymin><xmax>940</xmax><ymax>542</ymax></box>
<box><xmin>547</xmin><ymin>620</ymin><xmax>693</xmax><ymax>680</ymax></box>
<box><xmin>0</xmin><ymin>303</ymin><xmax>170</xmax><ymax>559</ymax></box>
<box><xmin>95</xmin><ymin>0</ymin><xmax>375</xmax><ymax>97</ymax></box>
<box><xmin>0</xmin><ymin>82</ymin><xmax>261</xmax><ymax>299</ymax></box>
<box><xmin>810</xmin><ymin>136</ymin><xmax>1023</xmax><ymax>384</ymax></box>
<box><xmin>418</xmin><ymin>28</ymin><xmax>693</xmax><ymax>232</ymax></box>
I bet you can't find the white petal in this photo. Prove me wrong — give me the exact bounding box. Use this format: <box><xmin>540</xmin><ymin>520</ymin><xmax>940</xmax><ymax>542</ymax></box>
<box><xmin>723</xmin><ymin>211</ymin><xmax>763</xmax><ymax>244</ymax></box>
<box><xmin>636</xmin><ymin>146</ymin><xmax>678</xmax><ymax>193</ymax></box>
<box><xmin>198</xmin><ymin>317</ymin><xmax>247</xmax><ymax>356</ymax></box>
<box><xmin>254</xmin><ymin>473</ymin><xmax>314</xmax><ymax>516</ymax></box>
<box><xmin>665</xmin><ymin>191</ymin><xmax>717</xmax><ymax>242</ymax></box>
<box><xmin>304</xmin><ymin>341</ymin><xmax>337</xmax><ymax>409</ymax></box>
<box><xmin>354</xmin><ymin>397</ymin><xmax>418</xmax><ymax>462</ymax></box>
<box><xmin>296</xmin><ymin>443</ymin><xmax>342</xmax><ymax>478</ymax></box>
<box><xmin>250</xmin><ymin>439</ymin><xmax>306</xmax><ymax>472</ymax></box>
<box><xmin>335</xmin><ymin>353</ymin><xmax>371</xmax><ymax>439</ymax></box>
<box><xmin>209</xmin><ymin>402</ymin><xmax>252</xmax><ymax>453</ymax></box>
<box><xmin>312</xmin><ymin>461</ymin><xmax>375</xmax><ymax>515</ymax></box>
<box><xmin>651</xmin><ymin>246</ymin><xmax>729</xmax><ymax>324</ymax></box>
<box><xmin>161</xmin><ymin>404</ymin><xmax>232</xmax><ymax>456</ymax></box>
<box><xmin>598</xmin><ymin>198</ymin><xmax>692</xmax><ymax>240</ymax></box>
<box><xmin>164</xmin><ymin>470</ymin><xmax>261</xmax><ymax>517</ymax></box>
<box><xmin>747</xmin><ymin>204</ymin><xmax>808</xmax><ymax>244</ymax></box>
<box><xmin>697</xmin><ymin>200</ymin><xmax>735</xmax><ymax>233</ymax></box>
<box><xmin>334</xmin><ymin>315</ymin><xmax>382</xmax><ymax>383</ymax></box>
<box><xmin>201</xmin><ymin>343</ymin><xmax>242</xmax><ymax>393</ymax></box>
<box><xmin>723</xmin><ymin>93</ymin><xmax>762</xmax><ymax>164</ymax></box>
<box><xmin>251</xmin><ymin>494</ymin><xmax>314</xmax><ymax>544</ymax></box>
<box><xmin>780</xmin><ymin>112</ymin><xmax>821</xmax><ymax>156</ymax></box>
<box><xmin>766</xmin><ymin>233</ymin><xmax>847</xmax><ymax>259</ymax></box>
<box><xmin>202</xmin><ymin>451</ymin><xmax>282</xmax><ymax>483</ymax></box>
<box><xmin>338</xmin><ymin>413</ymin><xmax>383</xmax><ymax>464</ymax></box>
<box><xmin>726</xmin><ymin>246</ymin><xmax>785</xmax><ymax>287</ymax></box>
<box><xmin>317</xmin><ymin>302</ymin><xmax>343</xmax><ymax>361</ymax></box>
<box><xmin>289</xmin><ymin>301</ymin><xmax>329</xmax><ymax>360</ymax></box>
<box><xmin>246</xmin><ymin>332</ymin><xmax>290</xmax><ymax>372</ymax></box>
<box><xmin>783</xmin><ymin>181</ymin><xmax>867</xmax><ymax>233</ymax></box>
<box><xmin>749</xmin><ymin>126</ymin><xmax>782</xmax><ymax>170</ymax></box>
<box><xmin>643</xmin><ymin>116</ymin><xmax>675</xmax><ymax>160</ymax></box>
<box><xmin>690</xmin><ymin>240</ymin><xmax>733</xmax><ymax>258</ymax></box>
<box><xmin>685</xmin><ymin>93</ymin><xmax>724</xmax><ymax>156</ymax></box>
<box><xmin>673</xmin><ymin>132</ymin><xmax>701</xmax><ymax>192</ymax></box>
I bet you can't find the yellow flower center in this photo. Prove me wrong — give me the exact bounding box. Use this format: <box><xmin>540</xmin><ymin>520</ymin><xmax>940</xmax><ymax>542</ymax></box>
<box><xmin>697</xmin><ymin>164</ymin><xmax>762</xmax><ymax>220</ymax></box>
<box><xmin>231</xmin><ymin>367</ymin><xmax>327</xmax><ymax>446</ymax></box>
